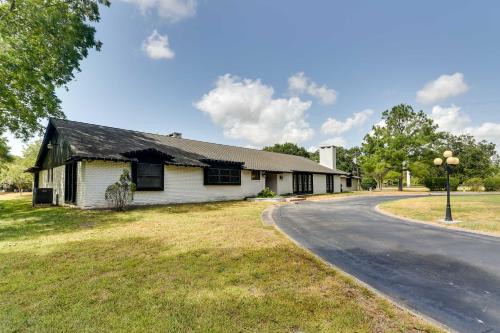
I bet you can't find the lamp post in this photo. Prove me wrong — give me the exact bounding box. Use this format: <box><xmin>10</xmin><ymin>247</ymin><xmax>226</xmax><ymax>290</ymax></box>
<box><xmin>433</xmin><ymin>150</ymin><xmax>460</xmax><ymax>222</ymax></box>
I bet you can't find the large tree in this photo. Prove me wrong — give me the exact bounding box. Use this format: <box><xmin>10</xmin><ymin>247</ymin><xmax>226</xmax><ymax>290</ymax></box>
<box><xmin>438</xmin><ymin>133</ymin><xmax>499</xmax><ymax>183</ymax></box>
<box><xmin>335</xmin><ymin>146</ymin><xmax>362</xmax><ymax>175</ymax></box>
<box><xmin>263</xmin><ymin>143</ymin><xmax>312</xmax><ymax>159</ymax></box>
<box><xmin>362</xmin><ymin>104</ymin><xmax>439</xmax><ymax>191</ymax></box>
<box><xmin>0</xmin><ymin>136</ymin><xmax>12</xmax><ymax>171</ymax></box>
<box><xmin>0</xmin><ymin>0</ymin><xmax>109</xmax><ymax>140</ymax></box>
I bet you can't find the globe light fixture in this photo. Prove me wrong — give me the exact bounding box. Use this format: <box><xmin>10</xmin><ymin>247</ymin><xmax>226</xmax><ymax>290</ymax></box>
<box><xmin>449</xmin><ymin>157</ymin><xmax>459</xmax><ymax>165</ymax></box>
<box><xmin>434</xmin><ymin>150</ymin><xmax>460</xmax><ymax>222</ymax></box>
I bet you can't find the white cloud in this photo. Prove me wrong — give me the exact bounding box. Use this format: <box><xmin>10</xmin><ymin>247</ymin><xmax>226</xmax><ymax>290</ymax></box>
<box><xmin>195</xmin><ymin>74</ymin><xmax>314</xmax><ymax>146</ymax></box>
<box><xmin>288</xmin><ymin>72</ymin><xmax>337</xmax><ymax>105</ymax></box>
<box><xmin>142</xmin><ymin>30</ymin><xmax>175</xmax><ymax>60</ymax></box>
<box><xmin>472</xmin><ymin>122</ymin><xmax>500</xmax><ymax>145</ymax></box>
<box><xmin>430</xmin><ymin>104</ymin><xmax>471</xmax><ymax>132</ymax></box>
<box><xmin>431</xmin><ymin>104</ymin><xmax>500</xmax><ymax>146</ymax></box>
<box><xmin>321</xmin><ymin>109</ymin><xmax>374</xmax><ymax>135</ymax></box>
<box><xmin>123</xmin><ymin>0</ymin><xmax>196</xmax><ymax>22</ymax></box>
<box><xmin>416</xmin><ymin>73</ymin><xmax>469</xmax><ymax>104</ymax></box>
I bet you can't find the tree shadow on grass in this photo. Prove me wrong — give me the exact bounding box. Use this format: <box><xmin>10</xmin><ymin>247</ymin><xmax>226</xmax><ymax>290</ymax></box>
<box><xmin>0</xmin><ymin>198</ymin><xmax>262</xmax><ymax>242</ymax></box>
<box><xmin>0</xmin><ymin>199</ymin><xmax>136</xmax><ymax>241</ymax></box>
<box><xmin>0</xmin><ymin>236</ymin><xmax>433</xmax><ymax>333</ymax></box>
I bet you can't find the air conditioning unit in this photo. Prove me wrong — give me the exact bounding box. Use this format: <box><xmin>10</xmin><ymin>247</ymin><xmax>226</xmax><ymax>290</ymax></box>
<box><xmin>33</xmin><ymin>188</ymin><xmax>53</xmax><ymax>205</ymax></box>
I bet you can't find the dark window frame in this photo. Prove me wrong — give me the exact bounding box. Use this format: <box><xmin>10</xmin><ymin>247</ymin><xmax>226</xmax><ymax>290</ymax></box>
<box><xmin>64</xmin><ymin>161</ymin><xmax>77</xmax><ymax>204</ymax></box>
<box><xmin>132</xmin><ymin>161</ymin><xmax>164</xmax><ymax>191</ymax></box>
<box><xmin>251</xmin><ymin>170</ymin><xmax>261</xmax><ymax>181</ymax></box>
<box><xmin>204</xmin><ymin>163</ymin><xmax>242</xmax><ymax>186</ymax></box>
<box><xmin>326</xmin><ymin>174</ymin><xmax>334</xmax><ymax>193</ymax></box>
<box><xmin>346</xmin><ymin>177</ymin><xmax>352</xmax><ymax>188</ymax></box>
<box><xmin>293</xmin><ymin>172</ymin><xmax>313</xmax><ymax>194</ymax></box>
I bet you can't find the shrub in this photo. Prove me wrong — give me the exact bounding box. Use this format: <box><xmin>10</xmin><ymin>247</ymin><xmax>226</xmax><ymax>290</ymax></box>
<box><xmin>361</xmin><ymin>178</ymin><xmax>377</xmax><ymax>190</ymax></box>
<box><xmin>423</xmin><ymin>177</ymin><xmax>459</xmax><ymax>191</ymax></box>
<box><xmin>105</xmin><ymin>170</ymin><xmax>136</xmax><ymax>210</ymax></box>
<box><xmin>484</xmin><ymin>176</ymin><xmax>500</xmax><ymax>191</ymax></box>
<box><xmin>462</xmin><ymin>177</ymin><xmax>484</xmax><ymax>191</ymax></box>
<box><xmin>257</xmin><ymin>187</ymin><xmax>276</xmax><ymax>198</ymax></box>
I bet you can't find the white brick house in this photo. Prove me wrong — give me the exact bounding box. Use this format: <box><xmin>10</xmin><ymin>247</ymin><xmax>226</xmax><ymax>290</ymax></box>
<box><xmin>29</xmin><ymin>119</ymin><xmax>357</xmax><ymax>208</ymax></box>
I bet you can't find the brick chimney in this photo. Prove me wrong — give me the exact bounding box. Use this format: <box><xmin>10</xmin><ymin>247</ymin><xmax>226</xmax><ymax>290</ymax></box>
<box><xmin>319</xmin><ymin>145</ymin><xmax>336</xmax><ymax>170</ymax></box>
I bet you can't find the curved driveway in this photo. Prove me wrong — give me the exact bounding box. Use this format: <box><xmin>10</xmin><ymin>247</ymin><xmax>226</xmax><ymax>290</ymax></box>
<box><xmin>273</xmin><ymin>195</ymin><xmax>500</xmax><ymax>333</ymax></box>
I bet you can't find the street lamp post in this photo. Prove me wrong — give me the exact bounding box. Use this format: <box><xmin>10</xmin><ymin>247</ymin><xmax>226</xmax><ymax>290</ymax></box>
<box><xmin>433</xmin><ymin>150</ymin><xmax>460</xmax><ymax>222</ymax></box>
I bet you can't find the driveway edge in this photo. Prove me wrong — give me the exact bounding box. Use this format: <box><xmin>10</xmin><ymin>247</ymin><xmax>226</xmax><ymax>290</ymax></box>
<box><xmin>264</xmin><ymin>204</ymin><xmax>453</xmax><ymax>333</ymax></box>
<box><xmin>374</xmin><ymin>203</ymin><xmax>500</xmax><ymax>239</ymax></box>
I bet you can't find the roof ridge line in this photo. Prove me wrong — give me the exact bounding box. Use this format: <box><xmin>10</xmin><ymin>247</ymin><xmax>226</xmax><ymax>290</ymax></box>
<box><xmin>50</xmin><ymin>118</ymin><xmax>316</xmax><ymax>161</ymax></box>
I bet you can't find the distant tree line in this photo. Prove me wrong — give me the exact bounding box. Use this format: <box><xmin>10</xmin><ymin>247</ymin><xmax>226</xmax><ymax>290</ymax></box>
<box><xmin>263</xmin><ymin>104</ymin><xmax>500</xmax><ymax>191</ymax></box>
<box><xmin>0</xmin><ymin>141</ymin><xmax>40</xmax><ymax>193</ymax></box>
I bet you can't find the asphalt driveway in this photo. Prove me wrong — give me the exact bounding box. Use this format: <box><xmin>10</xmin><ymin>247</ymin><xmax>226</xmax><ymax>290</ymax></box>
<box><xmin>272</xmin><ymin>195</ymin><xmax>500</xmax><ymax>333</ymax></box>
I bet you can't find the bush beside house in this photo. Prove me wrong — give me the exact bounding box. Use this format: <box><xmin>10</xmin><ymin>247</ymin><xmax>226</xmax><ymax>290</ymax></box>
<box><xmin>257</xmin><ymin>187</ymin><xmax>276</xmax><ymax>198</ymax></box>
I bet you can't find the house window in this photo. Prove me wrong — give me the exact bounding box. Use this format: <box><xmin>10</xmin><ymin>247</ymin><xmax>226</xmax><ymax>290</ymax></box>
<box><xmin>293</xmin><ymin>173</ymin><xmax>313</xmax><ymax>194</ymax></box>
<box><xmin>133</xmin><ymin>162</ymin><xmax>164</xmax><ymax>190</ymax></box>
<box><xmin>346</xmin><ymin>177</ymin><xmax>352</xmax><ymax>188</ymax></box>
<box><xmin>251</xmin><ymin>170</ymin><xmax>261</xmax><ymax>180</ymax></box>
<box><xmin>204</xmin><ymin>164</ymin><xmax>241</xmax><ymax>185</ymax></box>
<box><xmin>326</xmin><ymin>174</ymin><xmax>334</xmax><ymax>193</ymax></box>
<box><xmin>47</xmin><ymin>168</ymin><xmax>53</xmax><ymax>183</ymax></box>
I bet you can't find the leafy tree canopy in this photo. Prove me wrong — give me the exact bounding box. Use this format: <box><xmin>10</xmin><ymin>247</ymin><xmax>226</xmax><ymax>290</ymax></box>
<box><xmin>335</xmin><ymin>146</ymin><xmax>361</xmax><ymax>174</ymax></box>
<box><xmin>263</xmin><ymin>143</ymin><xmax>312</xmax><ymax>159</ymax></box>
<box><xmin>437</xmin><ymin>133</ymin><xmax>499</xmax><ymax>183</ymax></box>
<box><xmin>0</xmin><ymin>136</ymin><xmax>11</xmax><ymax>164</ymax></box>
<box><xmin>361</xmin><ymin>104</ymin><xmax>439</xmax><ymax>190</ymax></box>
<box><xmin>0</xmin><ymin>0</ymin><xmax>109</xmax><ymax>139</ymax></box>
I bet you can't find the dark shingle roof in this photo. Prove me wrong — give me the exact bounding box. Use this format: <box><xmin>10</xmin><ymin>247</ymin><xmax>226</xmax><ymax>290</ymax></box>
<box><xmin>50</xmin><ymin>118</ymin><xmax>348</xmax><ymax>174</ymax></box>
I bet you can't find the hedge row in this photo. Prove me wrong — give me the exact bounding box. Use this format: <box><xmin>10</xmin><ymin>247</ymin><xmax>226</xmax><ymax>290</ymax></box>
<box><xmin>423</xmin><ymin>177</ymin><xmax>459</xmax><ymax>191</ymax></box>
<box><xmin>484</xmin><ymin>176</ymin><xmax>500</xmax><ymax>191</ymax></box>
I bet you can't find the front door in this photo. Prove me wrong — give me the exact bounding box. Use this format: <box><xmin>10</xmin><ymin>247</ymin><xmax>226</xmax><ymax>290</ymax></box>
<box><xmin>64</xmin><ymin>162</ymin><xmax>77</xmax><ymax>204</ymax></box>
<box><xmin>265</xmin><ymin>173</ymin><xmax>278</xmax><ymax>193</ymax></box>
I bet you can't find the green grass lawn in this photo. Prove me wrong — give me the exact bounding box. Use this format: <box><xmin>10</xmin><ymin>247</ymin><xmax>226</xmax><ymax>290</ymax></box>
<box><xmin>379</xmin><ymin>195</ymin><xmax>500</xmax><ymax>234</ymax></box>
<box><xmin>0</xmin><ymin>196</ymin><xmax>440</xmax><ymax>332</ymax></box>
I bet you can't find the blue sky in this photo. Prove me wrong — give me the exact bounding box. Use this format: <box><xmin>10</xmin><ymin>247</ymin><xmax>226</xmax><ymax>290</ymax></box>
<box><xmin>7</xmin><ymin>0</ymin><xmax>500</xmax><ymax>155</ymax></box>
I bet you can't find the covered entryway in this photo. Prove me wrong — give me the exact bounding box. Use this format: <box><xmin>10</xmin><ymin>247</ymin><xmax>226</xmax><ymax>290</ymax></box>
<box><xmin>264</xmin><ymin>172</ymin><xmax>278</xmax><ymax>193</ymax></box>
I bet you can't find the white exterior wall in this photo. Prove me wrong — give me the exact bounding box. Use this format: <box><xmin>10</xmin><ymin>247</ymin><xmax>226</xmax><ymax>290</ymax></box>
<box><xmin>340</xmin><ymin>176</ymin><xmax>348</xmax><ymax>192</ymax></box>
<box><xmin>333</xmin><ymin>175</ymin><xmax>341</xmax><ymax>193</ymax></box>
<box><xmin>276</xmin><ymin>173</ymin><xmax>293</xmax><ymax>195</ymax></box>
<box><xmin>80</xmin><ymin>161</ymin><xmax>266</xmax><ymax>208</ymax></box>
<box><xmin>313</xmin><ymin>174</ymin><xmax>327</xmax><ymax>194</ymax></box>
<box><xmin>345</xmin><ymin>178</ymin><xmax>359</xmax><ymax>192</ymax></box>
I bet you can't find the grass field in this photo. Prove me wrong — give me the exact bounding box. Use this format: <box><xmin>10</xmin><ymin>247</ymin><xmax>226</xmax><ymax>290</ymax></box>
<box><xmin>379</xmin><ymin>195</ymin><xmax>500</xmax><ymax>234</ymax></box>
<box><xmin>0</xmin><ymin>196</ymin><xmax>440</xmax><ymax>332</ymax></box>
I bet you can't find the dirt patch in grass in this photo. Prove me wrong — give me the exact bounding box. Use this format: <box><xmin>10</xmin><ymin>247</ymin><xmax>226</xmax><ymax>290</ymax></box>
<box><xmin>379</xmin><ymin>195</ymin><xmax>500</xmax><ymax>234</ymax></box>
<box><xmin>0</xmin><ymin>197</ymin><xmax>441</xmax><ymax>332</ymax></box>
